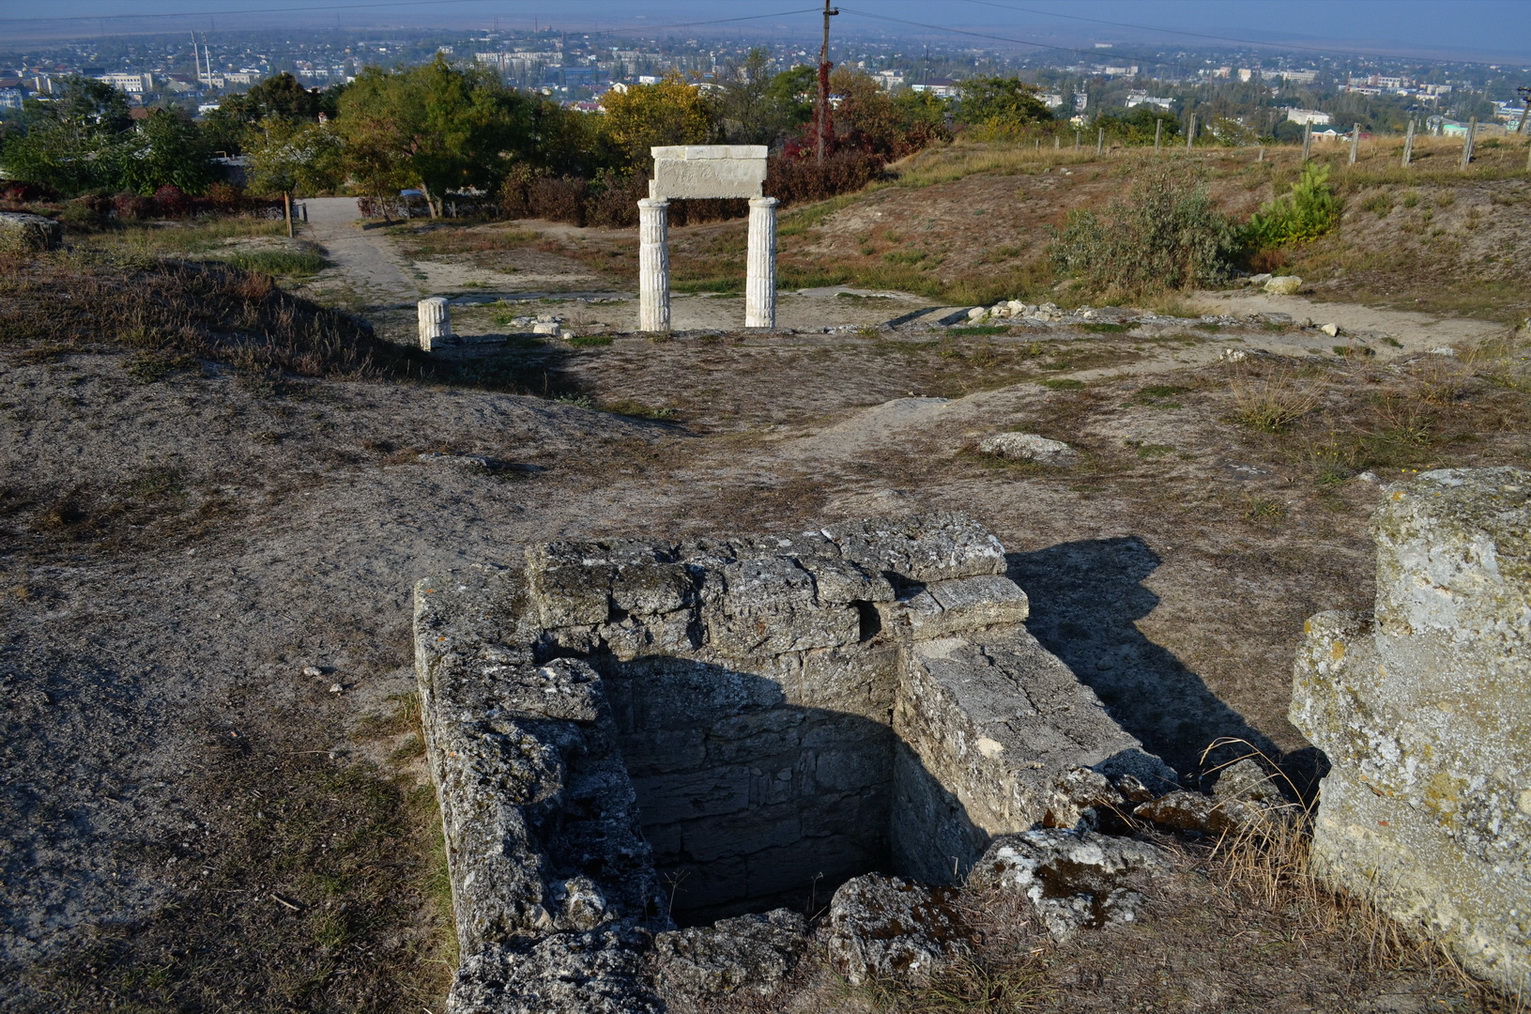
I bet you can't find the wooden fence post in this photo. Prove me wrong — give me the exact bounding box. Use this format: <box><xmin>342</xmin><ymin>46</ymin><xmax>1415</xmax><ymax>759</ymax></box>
<box><xmin>1154</xmin><ymin>118</ymin><xmax>1162</xmax><ymax>152</ymax></box>
<box><xmin>1402</xmin><ymin>119</ymin><xmax>1415</xmax><ymax>166</ymax></box>
<box><xmin>1461</xmin><ymin>118</ymin><xmax>1476</xmax><ymax>169</ymax></box>
<box><xmin>1348</xmin><ymin>123</ymin><xmax>1360</xmax><ymax>165</ymax></box>
<box><xmin>1187</xmin><ymin>113</ymin><xmax>1196</xmax><ymax>150</ymax></box>
<box><xmin>1096</xmin><ymin>127</ymin><xmax>1104</xmax><ymax>155</ymax></box>
<box><xmin>1301</xmin><ymin>122</ymin><xmax>1313</xmax><ymax>162</ymax></box>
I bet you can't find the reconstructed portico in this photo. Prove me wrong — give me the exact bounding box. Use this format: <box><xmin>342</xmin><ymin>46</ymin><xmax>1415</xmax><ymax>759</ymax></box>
<box><xmin>639</xmin><ymin>145</ymin><xmax>777</xmax><ymax>331</ymax></box>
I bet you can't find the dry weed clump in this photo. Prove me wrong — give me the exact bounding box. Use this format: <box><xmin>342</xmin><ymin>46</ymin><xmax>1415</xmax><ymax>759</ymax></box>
<box><xmin>1227</xmin><ymin>361</ymin><xmax>1322</xmax><ymax>433</ymax></box>
<box><xmin>0</xmin><ymin>249</ymin><xmax>419</xmax><ymax>381</ymax></box>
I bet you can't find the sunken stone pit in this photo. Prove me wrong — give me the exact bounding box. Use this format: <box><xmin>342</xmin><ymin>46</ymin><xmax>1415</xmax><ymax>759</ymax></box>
<box><xmin>414</xmin><ymin>514</ymin><xmax>1176</xmax><ymax>1012</ymax></box>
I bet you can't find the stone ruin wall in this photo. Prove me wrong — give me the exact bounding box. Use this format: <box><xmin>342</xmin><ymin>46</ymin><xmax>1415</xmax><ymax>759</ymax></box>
<box><xmin>1293</xmin><ymin>467</ymin><xmax>1531</xmax><ymax>995</ymax></box>
<box><xmin>414</xmin><ymin>515</ymin><xmax>1174</xmax><ymax>1011</ymax></box>
<box><xmin>415</xmin><ymin>475</ymin><xmax>1531</xmax><ymax>1011</ymax></box>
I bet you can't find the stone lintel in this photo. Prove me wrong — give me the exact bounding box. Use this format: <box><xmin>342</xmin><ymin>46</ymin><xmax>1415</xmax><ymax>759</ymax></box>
<box><xmin>649</xmin><ymin>144</ymin><xmax>768</xmax><ymax>200</ymax></box>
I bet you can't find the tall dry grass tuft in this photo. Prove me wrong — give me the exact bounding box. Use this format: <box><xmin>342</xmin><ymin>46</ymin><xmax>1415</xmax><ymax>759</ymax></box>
<box><xmin>1228</xmin><ymin>362</ymin><xmax>1322</xmax><ymax>433</ymax></box>
<box><xmin>1198</xmin><ymin>738</ymin><xmax>1485</xmax><ymax>996</ymax></box>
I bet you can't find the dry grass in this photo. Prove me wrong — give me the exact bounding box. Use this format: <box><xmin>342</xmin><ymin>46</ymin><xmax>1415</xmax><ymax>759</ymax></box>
<box><xmin>1228</xmin><ymin>362</ymin><xmax>1323</xmax><ymax>432</ymax></box>
<box><xmin>13</xmin><ymin>716</ymin><xmax>455</xmax><ymax>1014</ymax></box>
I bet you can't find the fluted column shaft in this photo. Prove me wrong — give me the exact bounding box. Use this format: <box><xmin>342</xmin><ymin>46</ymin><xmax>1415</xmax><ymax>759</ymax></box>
<box><xmin>745</xmin><ymin>197</ymin><xmax>778</xmax><ymax>329</ymax></box>
<box><xmin>638</xmin><ymin>198</ymin><xmax>671</xmax><ymax>332</ymax></box>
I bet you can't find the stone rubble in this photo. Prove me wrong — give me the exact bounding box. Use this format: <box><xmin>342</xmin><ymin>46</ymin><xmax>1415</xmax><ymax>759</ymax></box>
<box><xmin>965</xmin><ymin>828</ymin><xmax>1176</xmax><ymax>941</ymax></box>
<box><xmin>825</xmin><ymin>874</ymin><xmax>971</xmax><ymax>985</ymax></box>
<box><xmin>653</xmin><ymin>908</ymin><xmax>808</xmax><ymax>1004</ymax></box>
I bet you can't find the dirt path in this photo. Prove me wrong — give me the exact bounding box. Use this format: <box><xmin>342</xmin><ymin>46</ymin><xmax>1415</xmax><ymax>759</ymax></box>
<box><xmin>302</xmin><ymin>196</ymin><xmax>423</xmax><ymax>308</ymax></box>
<box><xmin>1196</xmin><ymin>288</ymin><xmax>1509</xmax><ymax>350</ymax></box>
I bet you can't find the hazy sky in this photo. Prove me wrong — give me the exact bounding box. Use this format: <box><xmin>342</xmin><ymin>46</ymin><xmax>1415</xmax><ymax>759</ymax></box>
<box><xmin>4</xmin><ymin>1</ymin><xmax>1530</xmax><ymax>62</ymax></box>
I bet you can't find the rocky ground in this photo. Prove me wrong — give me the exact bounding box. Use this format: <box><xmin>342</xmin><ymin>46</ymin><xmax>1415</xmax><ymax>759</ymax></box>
<box><xmin>1</xmin><ymin>185</ymin><xmax>1527</xmax><ymax>1012</ymax></box>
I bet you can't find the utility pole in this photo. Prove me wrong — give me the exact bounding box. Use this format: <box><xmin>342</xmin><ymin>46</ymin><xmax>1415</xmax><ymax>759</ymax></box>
<box><xmin>816</xmin><ymin>0</ymin><xmax>838</xmax><ymax>163</ymax></box>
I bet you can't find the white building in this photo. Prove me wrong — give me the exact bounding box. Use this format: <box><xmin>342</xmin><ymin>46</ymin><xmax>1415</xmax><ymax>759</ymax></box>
<box><xmin>1285</xmin><ymin>107</ymin><xmax>1332</xmax><ymax>126</ymax></box>
<box><xmin>96</xmin><ymin>72</ymin><xmax>152</xmax><ymax>95</ymax></box>
<box><xmin>1126</xmin><ymin>91</ymin><xmax>1174</xmax><ymax>110</ymax></box>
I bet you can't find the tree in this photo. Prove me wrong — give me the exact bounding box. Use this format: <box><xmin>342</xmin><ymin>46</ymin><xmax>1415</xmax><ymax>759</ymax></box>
<box><xmin>599</xmin><ymin>72</ymin><xmax>716</xmax><ymax>167</ymax></box>
<box><xmin>715</xmin><ymin>52</ymin><xmax>814</xmax><ymax>147</ymax></box>
<box><xmin>1096</xmin><ymin>106</ymin><xmax>1181</xmax><ymax>145</ymax></box>
<box><xmin>117</xmin><ymin>108</ymin><xmax>216</xmax><ymax>194</ymax></box>
<box><xmin>1</xmin><ymin>77</ymin><xmax>216</xmax><ymax>196</ymax></box>
<box><xmin>336</xmin><ymin>55</ymin><xmax>534</xmax><ymax>216</ymax></box>
<box><xmin>201</xmin><ymin>72</ymin><xmax>338</xmax><ymax>155</ymax></box>
<box><xmin>955</xmin><ymin>77</ymin><xmax>1052</xmax><ymax>129</ymax></box>
<box><xmin>245</xmin><ymin>115</ymin><xmax>344</xmax><ymax>195</ymax></box>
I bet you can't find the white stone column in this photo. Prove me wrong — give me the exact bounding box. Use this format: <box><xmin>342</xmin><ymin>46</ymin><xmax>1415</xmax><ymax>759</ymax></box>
<box><xmin>638</xmin><ymin>198</ymin><xmax>670</xmax><ymax>332</ymax></box>
<box><xmin>417</xmin><ymin>296</ymin><xmax>451</xmax><ymax>351</ymax></box>
<box><xmin>745</xmin><ymin>196</ymin><xmax>778</xmax><ymax>329</ymax></box>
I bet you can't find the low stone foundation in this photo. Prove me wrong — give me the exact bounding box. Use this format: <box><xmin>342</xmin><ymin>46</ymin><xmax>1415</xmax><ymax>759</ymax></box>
<box><xmin>415</xmin><ymin>514</ymin><xmax>1174</xmax><ymax>1011</ymax></box>
<box><xmin>1292</xmin><ymin>468</ymin><xmax>1531</xmax><ymax>996</ymax></box>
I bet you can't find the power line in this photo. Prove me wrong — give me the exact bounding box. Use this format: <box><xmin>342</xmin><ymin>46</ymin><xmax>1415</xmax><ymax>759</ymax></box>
<box><xmin>0</xmin><ymin>1</ymin><xmax>820</xmax><ymax>35</ymax></box>
<box><xmin>835</xmin><ymin>5</ymin><xmax>1193</xmax><ymax>72</ymax></box>
<box><xmin>0</xmin><ymin>1</ymin><xmax>496</xmax><ymax>24</ymax></box>
<box><xmin>955</xmin><ymin>0</ymin><xmax>1496</xmax><ymax>64</ymax></box>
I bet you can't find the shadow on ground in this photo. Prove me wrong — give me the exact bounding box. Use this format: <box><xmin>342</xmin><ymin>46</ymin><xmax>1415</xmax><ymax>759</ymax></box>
<box><xmin>1008</xmin><ymin>538</ymin><xmax>1323</xmax><ymax>791</ymax></box>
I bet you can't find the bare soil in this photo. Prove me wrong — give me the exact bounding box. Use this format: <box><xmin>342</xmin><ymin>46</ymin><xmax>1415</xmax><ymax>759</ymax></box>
<box><xmin>2</xmin><ymin>146</ymin><xmax>1528</xmax><ymax>1012</ymax></box>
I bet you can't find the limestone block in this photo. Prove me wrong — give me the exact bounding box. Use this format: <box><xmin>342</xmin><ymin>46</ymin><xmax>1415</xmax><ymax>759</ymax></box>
<box><xmin>825</xmin><ymin>875</ymin><xmax>970</xmax><ymax>985</ymax></box>
<box><xmin>0</xmin><ymin>212</ymin><xmax>63</xmax><ymax>253</ymax></box>
<box><xmin>699</xmin><ymin>555</ymin><xmax>860</xmax><ymax>655</ymax></box>
<box><xmin>654</xmin><ymin>909</ymin><xmax>808</xmax><ymax>1002</ymax></box>
<box><xmin>1263</xmin><ymin>275</ymin><xmax>1303</xmax><ymax>294</ymax></box>
<box><xmin>823</xmin><ymin>514</ymin><xmax>1008</xmax><ymax>583</ymax></box>
<box><xmin>649</xmin><ymin>144</ymin><xmax>768</xmax><ymax>199</ymax></box>
<box><xmin>965</xmin><ymin>829</ymin><xmax>1175</xmax><ymax>941</ymax></box>
<box><xmin>447</xmin><ymin>929</ymin><xmax>664</xmax><ymax>1014</ymax></box>
<box><xmin>978</xmin><ymin>432</ymin><xmax>1078</xmax><ymax>466</ymax></box>
<box><xmin>894</xmin><ymin>574</ymin><xmax>1031</xmax><ymax>640</ymax></box>
<box><xmin>1135</xmin><ymin>789</ymin><xmax>1274</xmax><ymax>834</ymax></box>
<box><xmin>1292</xmin><ymin>467</ymin><xmax>1531</xmax><ymax>995</ymax></box>
<box><xmin>897</xmin><ymin>630</ymin><xmax>1175</xmax><ymax>841</ymax></box>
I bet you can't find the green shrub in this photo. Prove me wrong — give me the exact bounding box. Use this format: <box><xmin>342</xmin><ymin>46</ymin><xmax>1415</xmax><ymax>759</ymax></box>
<box><xmin>1048</xmin><ymin>161</ymin><xmax>1242</xmax><ymax>297</ymax></box>
<box><xmin>1246</xmin><ymin>163</ymin><xmax>1342</xmax><ymax>247</ymax></box>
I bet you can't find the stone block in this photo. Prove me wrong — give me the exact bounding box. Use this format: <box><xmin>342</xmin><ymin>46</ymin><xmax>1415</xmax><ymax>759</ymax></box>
<box><xmin>895</xmin><ymin>574</ymin><xmax>1030</xmax><ymax>640</ymax></box>
<box><xmin>1292</xmin><ymin>468</ymin><xmax>1531</xmax><ymax>995</ymax></box>
<box><xmin>631</xmin><ymin>767</ymin><xmax>752</xmax><ymax>826</ymax></box>
<box><xmin>654</xmin><ymin>909</ymin><xmax>808</xmax><ymax>1002</ymax></box>
<box><xmin>0</xmin><ymin>212</ymin><xmax>63</xmax><ymax>254</ymax></box>
<box><xmin>649</xmin><ymin>145</ymin><xmax>768</xmax><ymax>199</ymax></box>
<box><xmin>825</xmin><ymin>875</ymin><xmax>970</xmax><ymax>985</ymax></box>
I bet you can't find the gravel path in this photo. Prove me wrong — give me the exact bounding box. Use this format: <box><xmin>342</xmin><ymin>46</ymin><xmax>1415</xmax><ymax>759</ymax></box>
<box><xmin>302</xmin><ymin>196</ymin><xmax>423</xmax><ymax>308</ymax></box>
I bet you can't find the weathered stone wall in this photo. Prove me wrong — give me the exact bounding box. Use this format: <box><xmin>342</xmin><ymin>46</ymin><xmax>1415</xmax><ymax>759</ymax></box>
<box><xmin>416</xmin><ymin>514</ymin><xmax>1174</xmax><ymax>1011</ymax></box>
<box><xmin>1292</xmin><ymin>467</ymin><xmax>1531</xmax><ymax>996</ymax></box>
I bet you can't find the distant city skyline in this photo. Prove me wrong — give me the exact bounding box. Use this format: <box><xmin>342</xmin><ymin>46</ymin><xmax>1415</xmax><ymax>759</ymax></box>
<box><xmin>2</xmin><ymin>1</ymin><xmax>1529</xmax><ymax>63</ymax></box>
